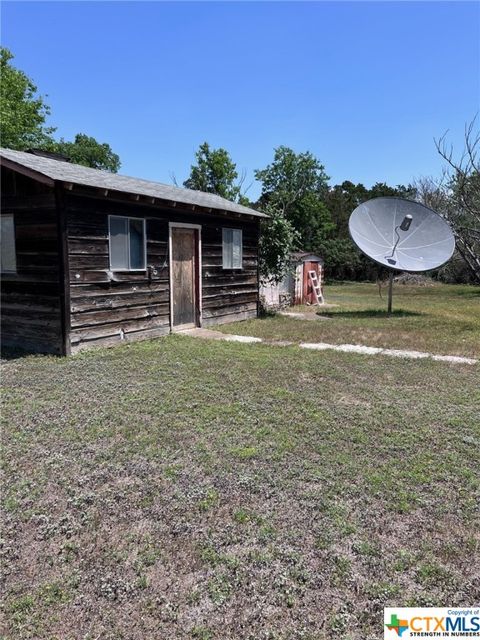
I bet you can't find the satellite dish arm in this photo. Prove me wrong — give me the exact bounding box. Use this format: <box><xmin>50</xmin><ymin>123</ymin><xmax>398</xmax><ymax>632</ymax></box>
<box><xmin>385</xmin><ymin>226</ymin><xmax>402</xmax><ymax>261</ymax></box>
<box><xmin>385</xmin><ymin>215</ymin><xmax>413</xmax><ymax>262</ymax></box>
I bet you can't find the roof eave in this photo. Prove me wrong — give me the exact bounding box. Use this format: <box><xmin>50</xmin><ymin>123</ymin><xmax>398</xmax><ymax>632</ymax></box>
<box><xmin>0</xmin><ymin>157</ymin><xmax>55</xmax><ymax>187</ymax></box>
<box><xmin>60</xmin><ymin>180</ymin><xmax>267</xmax><ymax>220</ymax></box>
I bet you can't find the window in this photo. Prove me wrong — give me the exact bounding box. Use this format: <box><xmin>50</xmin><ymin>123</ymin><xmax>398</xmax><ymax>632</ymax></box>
<box><xmin>109</xmin><ymin>216</ymin><xmax>146</xmax><ymax>270</ymax></box>
<box><xmin>222</xmin><ymin>228</ymin><xmax>242</xmax><ymax>269</ymax></box>
<box><xmin>1</xmin><ymin>215</ymin><xmax>16</xmax><ymax>273</ymax></box>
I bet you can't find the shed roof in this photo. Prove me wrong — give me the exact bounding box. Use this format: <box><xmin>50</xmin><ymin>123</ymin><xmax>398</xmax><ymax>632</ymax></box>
<box><xmin>0</xmin><ymin>148</ymin><xmax>267</xmax><ymax>219</ymax></box>
<box><xmin>290</xmin><ymin>251</ymin><xmax>324</xmax><ymax>263</ymax></box>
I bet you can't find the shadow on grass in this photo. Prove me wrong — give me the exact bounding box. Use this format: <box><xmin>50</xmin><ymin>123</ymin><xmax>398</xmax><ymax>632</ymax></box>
<box><xmin>318</xmin><ymin>309</ymin><xmax>424</xmax><ymax>319</ymax></box>
<box><xmin>1</xmin><ymin>346</ymin><xmax>54</xmax><ymax>362</ymax></box>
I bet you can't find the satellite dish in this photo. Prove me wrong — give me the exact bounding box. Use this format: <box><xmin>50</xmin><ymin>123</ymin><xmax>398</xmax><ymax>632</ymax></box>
<box><xmin>349</xmin><ymin>197</ymin><xmax>455</xmax><ymax>271</ymax></box>
<box><xmin>348</xmin><ymin>197</ymin><xmax>455</xmax><ymax>313</ymax></box>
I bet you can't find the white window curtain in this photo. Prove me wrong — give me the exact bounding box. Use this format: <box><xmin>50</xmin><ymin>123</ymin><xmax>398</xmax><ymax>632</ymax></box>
<box><xmin>222</xmin><ymin>228</ymin><xmax>242</xmax><ymax>269</ymax></box>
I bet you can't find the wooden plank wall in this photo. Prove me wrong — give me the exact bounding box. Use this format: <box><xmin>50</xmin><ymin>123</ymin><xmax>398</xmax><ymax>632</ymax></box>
<box><xmin>66</xmin><ymin>195</ymin><xmax>171</xmax><ymax>352</ymax></box>
<box><xmin>65</xmin><ymin>194</ymin><xmax>259</xmax><ymax>352</ymax></box>
<box><xmin>201</xmin><ymin>221</ymin><xmax>259</xmax><ymax>327</ymax></box>
<box><xmin>1</xmin><ymin>170</ymin><xmax>63</xmax><ymax>354</ymax></box>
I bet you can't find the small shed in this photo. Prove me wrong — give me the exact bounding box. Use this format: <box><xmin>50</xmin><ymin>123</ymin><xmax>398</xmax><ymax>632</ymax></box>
<box><xmin>260</xmin><ymin>251</ymin><xmax>324</xmax><ymax>308</ymax></box>
<box><xmin>290</xmin><ymin>252</ymin><xmax>324</xmax><ymax>305</ymax></box>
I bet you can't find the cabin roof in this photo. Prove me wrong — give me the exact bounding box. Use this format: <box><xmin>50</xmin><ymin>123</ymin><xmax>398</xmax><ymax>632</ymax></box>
<box><xmin>0</xmin><ymin>148</ymin><xmax>267</xmax><ymax>219</ymax></box>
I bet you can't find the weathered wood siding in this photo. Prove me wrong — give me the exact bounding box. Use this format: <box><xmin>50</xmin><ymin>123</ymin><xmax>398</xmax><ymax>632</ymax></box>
<box><xmin>1</xmin><ymin>169</ymin><xmax>63</xmax><ymax>354</ymax></box>
<box><xmin>201</xmin><ymin>220</ymin><xmax>259</xmax><ymax>327</ymax></box>
<box><xmin>66</xmin><ymin>195</ymin><xmax>170</xmax><ymax>352</ymax></box>
<box><xmin>65</xmin><ymin>194</ymin><xmax>259</xmax><ymax>352</ymax></box>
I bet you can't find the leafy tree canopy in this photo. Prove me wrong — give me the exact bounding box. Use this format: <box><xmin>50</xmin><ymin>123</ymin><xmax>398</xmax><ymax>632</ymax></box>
<box><xmin>184</xmin><ymin>142</ymin><xmax>245</xmax><ymax>202</ymax></box>
<box><xmin>324</xmin><ymin>181</ymin><xmax>414</xmax><ymax>239</ymax></box>
<box><xmin>0</xmin><ymin>47</ymin><xmax>56</xmax><ymax>150</ymax></box>
<box><xmin>255</xmin><ymin>146</ymin><xmax>329</xmax><ymax>215</ymax></box>
<box><xmin>255</xmin><ymin>147</ymin><xmax>333</xmax><ymax>251</ymax></box>
<box><xmin>323</xmin><ymin>181</ymin><xmax>369</xmax><ymax>238</ymax></box>
<box><xmin>50</xmin><ymin>134</ymin><xmax>121</xmax><ymax>173</ymax></box>
<box><xmin>258</xmin><ymin>204</ymin><xmax>299</xmax><ymax>284</ymax></box>
<box><xmin>1</xmin><ymin>48</ymin><xmax>121</xmax><ymax>172</ymax></box>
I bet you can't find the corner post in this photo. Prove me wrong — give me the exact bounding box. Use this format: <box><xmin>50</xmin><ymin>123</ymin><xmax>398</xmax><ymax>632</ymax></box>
<box><xmin>256</xmin><ymin>220</ymin><xmax>261</xmax><ymax>318</ymax></box>
<box><xmin>54</xmin><ymin>183</ymin><xmax>71</xmax><ymax>356</ymax></box>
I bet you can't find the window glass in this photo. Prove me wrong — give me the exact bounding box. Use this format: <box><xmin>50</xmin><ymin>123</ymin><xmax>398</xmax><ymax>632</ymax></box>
<box><xmin>232</xmin><ymin>229</ymin><xmax>242</xmax><ymax>269</ymax></box>
<box><xmin>223</xmin><ymin>228</ymin><xmax>242</xmax><ymax>269</ymax></box>
<box><xmin>109</xmin><ymin>216</ymin><xmax>129</xmax><ymax>270</ymax></box>
<box><xmin>223</xmin><ymin>228</ymin><xmax>233</xmax><ymax>268</ymax></box>
<box><xmin>1</xmin><ymin>215</ymin><xmax>17</xmax><ymax>272</ymax></box>
<box><xmin>129</xmin><ymin>219</ymin><xmax>145</xmax><ymax>269</ymax></box>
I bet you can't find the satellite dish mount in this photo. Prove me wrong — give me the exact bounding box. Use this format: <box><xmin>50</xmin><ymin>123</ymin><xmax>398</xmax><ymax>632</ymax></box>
<box><xmin>384</xmin><ymin>214</ymin><xmax>413</xmax><ymax>313</ymax></box>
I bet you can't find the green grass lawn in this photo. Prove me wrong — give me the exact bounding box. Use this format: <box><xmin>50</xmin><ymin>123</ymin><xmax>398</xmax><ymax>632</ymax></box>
<box><xmin>1</xmin><ymin>331</ymin><xmax>479</xmax><ymax>639</ymax></box>
<box><xmin>220</xmin><ymin>282</ymin><xmax>480</xmax><ymax>358</ymax></box>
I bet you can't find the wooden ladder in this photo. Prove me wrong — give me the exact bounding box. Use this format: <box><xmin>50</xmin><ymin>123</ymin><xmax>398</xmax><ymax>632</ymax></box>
<box><xmin>308</xmin><ymin>270</ymin><xmax>324</xmax><ymax>305</ymax></box>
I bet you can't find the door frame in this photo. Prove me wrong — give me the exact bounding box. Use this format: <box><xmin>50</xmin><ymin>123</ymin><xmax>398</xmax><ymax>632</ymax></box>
<box><xmin>168</xmin><ymin>222</ymin><xmax>202</xmax><ymax>330</ymax></box>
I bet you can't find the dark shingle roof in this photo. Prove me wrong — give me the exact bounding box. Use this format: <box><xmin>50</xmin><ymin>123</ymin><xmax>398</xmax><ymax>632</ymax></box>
<box><xmin>0</xmin><ymin>148</ymin><xmax>266</xmax><ymax>219</ymax></box>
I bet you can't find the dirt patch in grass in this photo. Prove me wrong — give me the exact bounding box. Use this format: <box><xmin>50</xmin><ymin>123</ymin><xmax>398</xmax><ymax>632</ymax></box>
<box><xmin>1</xmin><ymin>335</ymin><xmax>479</xmax><ymax>639</ymax></box>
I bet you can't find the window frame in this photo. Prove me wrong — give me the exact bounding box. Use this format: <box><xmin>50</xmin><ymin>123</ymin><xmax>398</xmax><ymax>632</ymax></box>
<box><xmin>1</xmin><ymin>214</ymin><xmax>17</xmax><ymax>274</ymax></box>
<box><xmin>108</xmin><ymin>214</ymin><xmax>147</xmax><ymax>272</ymax></box>
<box><xmin>222</xmin><ymin>227</ymin><xmax>243</xmax><ymax>270</ymax></box>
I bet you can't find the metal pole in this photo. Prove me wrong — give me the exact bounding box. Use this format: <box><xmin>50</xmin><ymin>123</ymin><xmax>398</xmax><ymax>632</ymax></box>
<box><xmin>387</xmin><ymin>271</ymin><xmax>394</xmax><ymax>315</ymax></box>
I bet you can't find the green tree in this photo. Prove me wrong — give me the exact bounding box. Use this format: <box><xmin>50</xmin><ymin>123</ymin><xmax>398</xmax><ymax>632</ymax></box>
<box><xmin>0</xmin><ymin>47</ymin><xmax>55</xmax><ymax>149</ymax></box>
<box><xmin>324</xmin><ymin>181</ymin><xmax>414</xmax><ymax>240</ymax></box>
<box><xmin>51</xmin><ymin>134</ymin><xmax>121</xmax><ymax>172</ymax></box>
<box><xmin>255</xmin><ymin>146</ymin><xmax>332</xmax><ymax>250</ymax></box>
<box><xmin>1</xmin><ymin>48</ymin><xmax>121</xmax><ymax>172</ymax></box>
<box><xmin>368</xmin><ymin>182</ymin><xmax>414</xmax><ymax>200</ymax></box>
<box><xmin>184</xmin><ymin>142</ymin><xmax>245</xmax><ymax>202</ymax></box>
<box><xmin>255</xmin><ymin>146</ymin><xmax>329</xmax><ymax>213</ymax></box>
<box><xmin>258</xmin><ymin>205</ymin><xmax>299</xmax><ymax>284</ymax></box>
<box><xmin>318</xmin><ymin>238</ymin><xmax>364</xmax><ymax>281</ymax></box>
<box><xmin>323</xmin><ymin>181</ymin><xmax>369</xmax><ymax>238</ymax></box>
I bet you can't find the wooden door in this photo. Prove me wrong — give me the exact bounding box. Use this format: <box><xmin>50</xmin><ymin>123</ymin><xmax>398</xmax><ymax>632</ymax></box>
<box><xmin>171</xmin><ymin>228</ymin><xmax>197</xmax><ymax>328</ymax></box>
<box><xmin>303</xmin><ymin>261</ymin><xmax>319</xmax><ymax>304</ymax></box>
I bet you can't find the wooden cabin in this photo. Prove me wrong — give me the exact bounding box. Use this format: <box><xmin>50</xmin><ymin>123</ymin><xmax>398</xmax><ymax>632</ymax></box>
<box><xmin>260</xmin><ymin>251</ymin><xmax>324</xmax><ymax>308</ymax></box>
<box><xmin>0</xmin><ymin>148</ymin><xmax>266</xmax><ymax>355</ymax></box>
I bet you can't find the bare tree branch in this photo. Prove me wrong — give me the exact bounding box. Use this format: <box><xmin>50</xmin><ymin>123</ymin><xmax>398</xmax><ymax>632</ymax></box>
<box><xmin>414</xmin><ymin>117</ymin><xmax>480</xmax><ymax>282</ymax></box>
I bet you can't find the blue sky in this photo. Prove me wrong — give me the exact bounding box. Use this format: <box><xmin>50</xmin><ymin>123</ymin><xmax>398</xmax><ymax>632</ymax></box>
<box><xmin>2</xmin><ymin>1</ymin><xmax>479</xmax><ymax>199</ymax></box>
